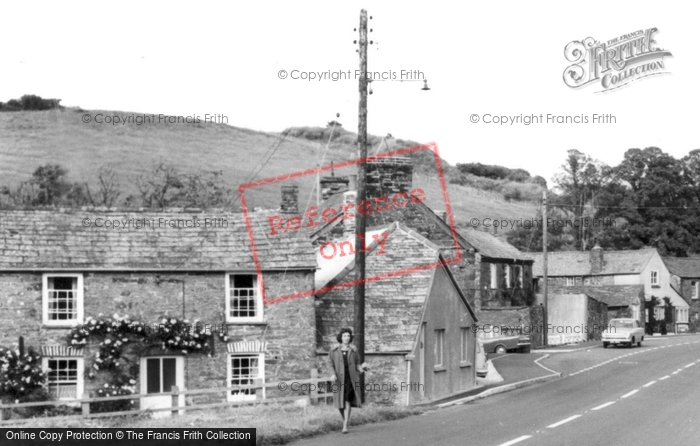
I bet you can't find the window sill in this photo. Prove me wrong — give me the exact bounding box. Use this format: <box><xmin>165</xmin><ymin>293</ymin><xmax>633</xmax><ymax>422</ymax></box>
<box><xmin>42</xmin><ymin>324</ymin><xmax>81</xmax><ymax>330</ymax></box>
<box><xmin>433</xmin><ymin>366</ymin><xmax>446</xmax><ymax>372</ymax></box>
<box><xmin>459</xmin><ymin>362</ymin><xmax>472</xmax><ymax>368</ymax></box>
<box><xmin>651</xmin><ymin>285</ymin><xmax>660</xmax><ymax>288</ymax></box>
<box><xmin>225</xmin><ymin>322</ymin><xmax>268</xmax><ymax>326</ymax></box>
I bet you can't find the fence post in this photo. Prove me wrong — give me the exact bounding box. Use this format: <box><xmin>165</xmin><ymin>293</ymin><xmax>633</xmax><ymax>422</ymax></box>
<box><xmin>171</xmin><ymin>386</ymin><xmax>179</xmax><ymax>416</ymax></box>
<box><xmin>81</xmin><ymin>393</ymin><xmax>90</xmax><ymax>416</ymax></box>
<box><xmin>0</xmin><ymin>403</ymin><xmax>4</xmax><ymax>421</ymax></box>
<box><xmin>310</xmin><ymin>369</ymin><xmax>318</xmax><ymax>405</ymax></box>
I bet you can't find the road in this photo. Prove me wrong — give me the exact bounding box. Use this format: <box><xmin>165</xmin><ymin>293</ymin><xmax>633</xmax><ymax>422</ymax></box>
<box><xmin>289</xmin><ymin>336</ymin><xmax>700</xmax><ymax>446</ymax></box>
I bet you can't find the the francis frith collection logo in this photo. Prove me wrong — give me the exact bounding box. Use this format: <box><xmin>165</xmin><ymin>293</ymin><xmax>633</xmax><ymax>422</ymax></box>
<box><xmin>563</xmin><ymin>28</ymin><xmax>672</xmax><ymax>93</ymax></box>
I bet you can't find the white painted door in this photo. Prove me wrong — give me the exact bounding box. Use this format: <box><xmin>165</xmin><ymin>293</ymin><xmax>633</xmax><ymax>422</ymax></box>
<box><xmin>140</xmin><ymin>356</ymin><xmax>184</xmax><ymax>418</ymax></box>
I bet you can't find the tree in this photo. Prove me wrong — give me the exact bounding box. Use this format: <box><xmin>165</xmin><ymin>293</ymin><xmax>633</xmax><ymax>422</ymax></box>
<box><xmin>552</xmin><ymin>150</ymin><xmax>610</xmax><ymax>250</ymax></box>
<box><xmin>605</xmin><ymin>147</ymin><xmax>699</xmax><ymax>255</ymax></box>
<box><xmin>86</xmin><ymin>167</ymin><xmax>122</xmax><ymax>207</ymax></box>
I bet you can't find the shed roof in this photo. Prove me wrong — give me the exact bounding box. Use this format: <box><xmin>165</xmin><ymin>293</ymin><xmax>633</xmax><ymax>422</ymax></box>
<box><xmin>0</xmin><ymin>208</ymin><xmax>316</xmax><ymax>270</ymax></box>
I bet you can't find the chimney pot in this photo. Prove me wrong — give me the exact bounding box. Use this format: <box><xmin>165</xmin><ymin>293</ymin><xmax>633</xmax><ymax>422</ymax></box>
<box><xmin>281</xmin><ymin>185</ymin><xmax>299</xmax><ymax>214</ymax></box>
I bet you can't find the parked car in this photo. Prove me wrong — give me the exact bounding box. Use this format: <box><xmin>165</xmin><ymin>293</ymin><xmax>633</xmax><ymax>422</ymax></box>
<box><xmin>602</xmin><ymin>318</ymin><xmax>644</xmax><ymax>348</ymax></box>
<box><xmin>476</xmin><ymin>338</ymin><xmax>488</xmax><ymax>378</ymax></box>
<box><xmin>482</xmin><ymin>335</ymin><xmax>521</xmax><ymax>354</ymax></box>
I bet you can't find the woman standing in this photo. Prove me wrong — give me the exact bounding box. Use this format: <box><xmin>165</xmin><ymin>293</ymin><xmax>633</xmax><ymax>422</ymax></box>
<box><xmin>328</xmin><ymin>328</ymin><xmax>369</xmax><ymax>433</ymax></box>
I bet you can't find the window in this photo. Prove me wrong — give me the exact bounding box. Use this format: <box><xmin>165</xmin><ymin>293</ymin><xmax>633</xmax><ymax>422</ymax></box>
<box><xmin>42</xmin><ymin>358</ymin><xmax>84</xmax><ymax>401</ymax></box>
<box><xmin>654</xmin><ymin>306</ymin><xmax>665</xmax><ymax>321</ymax></box>
<box><xmin>227</xmin><ymin>353</ymin><xmax>265</xmax><ymax>401</ymax></box>
<box><xmin>515</xmin><ymin>265</ymin><xmax>523</xmax><ymax>287</ymax></box>
<box><xmin>651</xmin><ymin>270</ymin><xmax>659</xmax><ymax>286</ymax></box>
<box><xmin>692</xmin><ymin>281</ymin><xmax>699</xmax><ymax>300</ymax></box>
<box><xmin>490</xmin><ymin>264</ymin><xmax>497</xmax><ymax>289</ymax></box>
<box><xmin>225</xmin><ymin>274</ymin><xmax>263</xmax><ymax>323</ymax></box>
<box><xmin>565</xmin><ymin>277</ymin><xmax>576</xmax><ymax>287</ymax></box>
<box><xmin>42</xmin><ymin>274</ymin><xmax>83</xmax><ymax>326</ymax></box>
<box><xmin>676</xmin><ymin>308</ymin><xmax>689</xmax><ymax>323</ymax></box>
<box><xmin>504</xmin><ymin>265</ymin><xmax>511</xmax><ymax>288</ymax></box>
<box><xmin>460</xmin><ymin>328</ymin><xmax>470</xmax><ymax>365</ymax></box>
<box><xmin>434</xmin><ymin>329</ymin><xmax>445</xmax><ymax>369</ymax></box>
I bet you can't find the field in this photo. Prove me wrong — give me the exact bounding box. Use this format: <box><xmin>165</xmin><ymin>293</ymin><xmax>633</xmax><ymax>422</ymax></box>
<box><xmin>0</xmin><ymin>109</ymin><xmax>539</xmax><ymax>225</ymax></box>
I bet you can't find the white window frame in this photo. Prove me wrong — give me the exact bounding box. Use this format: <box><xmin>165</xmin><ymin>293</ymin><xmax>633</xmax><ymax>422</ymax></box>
<box><xmin>42</xmin><ymin>273</ymin><xmax>84</xmax><ymax>326</ymax></box>
<box><xmin>515</xmin><ymin>265</ymin><xmax>523</xmax><ymax>287</ymax></box>
<box><xmin>692</xmin><ymin>281</ymin><xmax>699</xmax><ymax>300</ymax></box>
<box><xmin>225</xmin><ymin>273</ymin><xmax>263</xmax><ymax>323</ymax></box>
<box><xmin>504</xmin><ymin>265</ymin><xmax>511</xmax><ymax>288</ymax></box>
<box><xmin>654</xmin><ymin>306</ymin><xmax>665</xmax><ymax>321</ymax></box>
<box><xmin>565</xmin><ymin>277</ymin><xmax>575</xmax><ymax>287</ymax></box>
<box><xmin>676</xmin><ymin>308</ymin><xmax>689</xmax><ymax>323</ymax></box>
<box><xmin>650</xmin><ymin>270</ymin><xmax>659</xmax><ymax>286</ymax></box>
<box><xmin>490</xmin><ymin>264</ymin><xmax>497</xmax><ymax>289</ymax></box>
<box><xmin>226</xmin><ymin>353</ymin><xmax>265</xmax><ymax>402</ymax></box>
<box><xmin>42</xmin><ymin>357</ymin><xmax>84</xmax><ymax>404</ymax></box>
<box><xmin>434</xmin><ymin>329</ymin><xmax>445</xmax><ymax>369</ymax></box>
<box><xmin>460</xmin><ymin>328</ymin><xmax>470</xmax><ymax>365</ymax></box>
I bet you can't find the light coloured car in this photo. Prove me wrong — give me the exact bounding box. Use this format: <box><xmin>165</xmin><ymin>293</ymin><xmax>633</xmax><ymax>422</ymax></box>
<box><xmin>602</xmin><ymin>318</ymin><xmax>644</xmax><ymax>348</ymax></box>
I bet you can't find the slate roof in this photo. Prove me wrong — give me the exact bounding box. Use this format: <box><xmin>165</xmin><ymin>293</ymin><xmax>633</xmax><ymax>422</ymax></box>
<box><xmin>459</xmin><ymin>228</ymin><xmax>532</xmax><ymax>262</ymax></box>
<box><xmin>0</xmin><ymin>208</ymin><xmax>315</xmax><ymax>270</ymax></box>
<box><xmin>315</xmin><ymin>222</ymin><xmax>475</xmax><ymax>352</ymax></box>
<box><xmin>530</xmin><ymin>248</ymin><xmax>657</xmax><ymax>277</ymax></box>
<box><xmin>663</xmin><ymin>256</ymin><xmax>700</xmax><ymax>278</ymax></box>
<box><xmin>548</xmin><ymin>285</ymin><xmax>644</xmax><ymax>307</ymax></box>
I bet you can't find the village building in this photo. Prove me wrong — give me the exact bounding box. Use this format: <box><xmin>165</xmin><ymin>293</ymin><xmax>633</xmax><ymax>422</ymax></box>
<box><xmin>531</xmin><ymin>245</ymin><xmax>690</xmax><ymax>333</ymax></box>
<box><xmin>0</xmin><ymin>208</ymin><xmax>317</xmax><ymax>413</ymax></box>
<box><xmin>663</xmin><ymin>256</ymin><xmax>700</xmax><ymax>332</ymax></box>
<box><xmin>306</xmin><ymin>156</ymin><xmax>538</xmax><ymax>348</ymax></box>
<box><xmin>314</xmin><ymin>222</ymin><xmax>478</xmax><ymax>405</ymax></box>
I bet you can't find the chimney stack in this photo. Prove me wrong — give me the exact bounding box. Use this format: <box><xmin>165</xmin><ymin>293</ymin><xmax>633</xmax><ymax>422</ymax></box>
<box><xmin>281</xmin><ymin>185</ymin><xmax>299</xmax><ymax>214</ymax></box>
<box><xmin>366</xmin><ymin>156</ymin><xmax>412</xmax><ymax>199</ymax></box>
<box><xmin>590</xmin><ymin>240</ymin><xmax>604</xmax><ymax>274</ymax></box>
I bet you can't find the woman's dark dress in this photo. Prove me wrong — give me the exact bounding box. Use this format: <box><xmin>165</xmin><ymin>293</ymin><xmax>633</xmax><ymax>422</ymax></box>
<box><xmin>342</xmin><ymin>349</ymin><xmax>355</xmax><ymax>404</ymax></box>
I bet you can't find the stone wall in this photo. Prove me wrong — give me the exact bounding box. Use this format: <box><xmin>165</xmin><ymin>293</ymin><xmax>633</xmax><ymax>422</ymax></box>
<box><xmin>586</xmin><ymin>296</ymin><xmax>608</xmax><ymax>341</ymax></box>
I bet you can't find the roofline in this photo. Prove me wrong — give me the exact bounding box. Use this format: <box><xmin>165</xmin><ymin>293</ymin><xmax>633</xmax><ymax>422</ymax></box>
<box><xmin>0</xmin><ymin>266</ymin><xmax>317</xmax><ymax>273</ymax></box>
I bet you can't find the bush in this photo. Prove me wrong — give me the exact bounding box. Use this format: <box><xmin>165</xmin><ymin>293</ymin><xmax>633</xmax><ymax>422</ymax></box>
<box><xmin>0</xmin><ymin>94</ymin><xmax>62</xmax><ymax>112</ymax></box>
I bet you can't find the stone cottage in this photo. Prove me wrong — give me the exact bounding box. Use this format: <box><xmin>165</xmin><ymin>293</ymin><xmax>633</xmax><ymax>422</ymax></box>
<box><xmin>531</xmin><ymin>245</ymin><xmax>690</xmax><ymax>333</ymax></box>
<box><xmin>0</xmin><ymin>208</ymin><xmax>317</xmax><ymax>412</ymax></box>
<box><xmin>663</xmin><ymin>256</ymin><xmax>700</xmax><ymax>332</ymax></box>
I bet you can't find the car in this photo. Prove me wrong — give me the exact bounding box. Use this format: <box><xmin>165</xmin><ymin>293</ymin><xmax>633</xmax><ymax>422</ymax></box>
<box><xmin>476</xmin><ymin>338</ymin><xmax>488</xmax><ymax>378</ymax></box>
<box><xmin>482</xmin><ymin>334</ymin><xmax>521</xmax><ymax>354</ymax></box>
<box><xmin>602</xmin><ymin>318</ymin><xmax>644</xmax><ymax>348</ymax></box>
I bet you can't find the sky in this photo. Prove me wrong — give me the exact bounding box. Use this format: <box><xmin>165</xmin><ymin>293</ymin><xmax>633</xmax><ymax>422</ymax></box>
<box><xmin>1</xmin><ymin>0</ymin><xmax>698</xmax><ymax>184</ymax></box>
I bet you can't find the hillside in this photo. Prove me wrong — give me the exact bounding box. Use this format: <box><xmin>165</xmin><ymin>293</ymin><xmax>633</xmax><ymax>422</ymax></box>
<box><xmin>0</xmin><ymin>108</ymin><xmax>540</xmax><ymax>227</ymax></box>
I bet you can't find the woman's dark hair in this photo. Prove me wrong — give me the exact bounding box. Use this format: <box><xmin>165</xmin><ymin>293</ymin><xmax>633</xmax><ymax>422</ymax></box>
<box><xmin>336</xmin><ymin>327</ymin><xmax>353</xmax><ymax>343</ymax></box>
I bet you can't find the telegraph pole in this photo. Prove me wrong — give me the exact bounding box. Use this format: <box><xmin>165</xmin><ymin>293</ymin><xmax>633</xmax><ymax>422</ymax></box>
<box><xmin>353</xmin><ymin>8</ymin><xmax>368</xmax><ymax>402</ymax></box>
<box><xmin>542</xmin><ymin>190</ymin><xmax>548</xmax><ymax>347</ymax></box>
